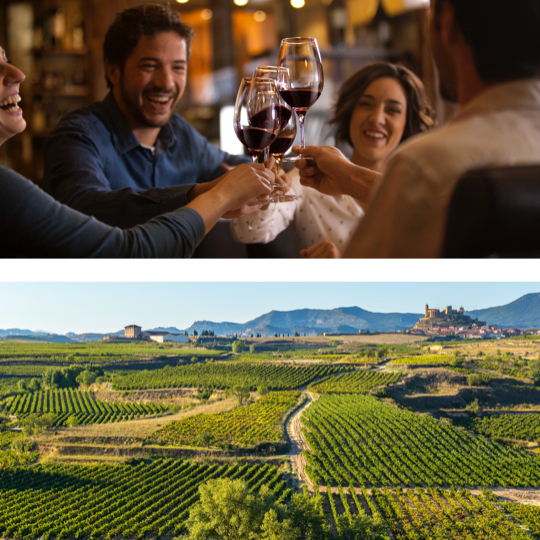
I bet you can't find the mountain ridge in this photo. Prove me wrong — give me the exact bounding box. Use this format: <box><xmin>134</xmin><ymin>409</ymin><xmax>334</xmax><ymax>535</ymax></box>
<box><xmin>3</xmin><ymin>294</ymin><xmax>540</xmax><ymax>341</ymax></box>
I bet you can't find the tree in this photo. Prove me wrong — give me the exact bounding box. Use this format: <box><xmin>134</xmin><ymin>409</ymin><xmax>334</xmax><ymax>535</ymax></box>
<box><xmin>28</xmin><ymin>378</ymin><xmax>42</xmax><ymax>392</ymax></box>
<box><xmin>466</xmin><ymin>398</ymin><xmax>483</xmax><ymax>416</ymax></box>
<box><xmin>21</xmin><ymin>413</ymin><xmax>52</xmax><ymax>437</ymax></box>
<box><xmin>530</xmin><ymin>361</ymin><xmax>540</xmax><ymax>386</ymax></box>
<box><xmin>232</xmin><ymin>385</ymin><xmax>251</xmax><ymax>406</ymax></box>
<box><xmin>287</xmin><ymin>491</ymin><xmax>330</xmax><ymax>540</ymax></box>
<box><xmin>232</xmin><ymin>340</ymin><xmax>246</xmax><ymax>353</ymax></box>
<box><xmin>11</xmin><ymin>437</ymin><xmax>36</xmax><ymax>454</ymax></box>
<box><xmin>193</xmin><ymin>329</ymin><xmax>198</xmax><ymax>336</ymax></box>
<box><xmin>185</xmin><ymin>479</ymin><xmax>285</xmax><ymax>540</ymax></box>
<box><xmin>76</xmin><ymin>370</ymin><xmax>98</xmax><ymax>387</ymax></box>
<box><xmin>467</xmin><ymin>373</ymin><xmax>491</xmax><ymax>387</ymax></box>
<box><xmin>66</xmin><ymin>415</ymin><xmax>81</xmax><ymax>427</ymax></box>
<box><xmin>250</xmin><ymin>345</ymin><xmax>256</xmax><ymax>354</ymax></box>
<box><xmin>377</xmin><ymin>346</ymin><xmax>389</xmax><ymax>360</ymax></box>
<box><xmin>335</xmin><ymin>514</ymin><xmax>387</xmax><ymax>540</ymax></box>
<box><xmin>258</xmin><ymin>385</ymin><xmax>269</xmax><ymax>396</ymax></box>
<box><xmin>185</xmin><ymin>479</ymin><xmax>332</xmax><ymax>540</ymax></box>
<box><xmin>198</xmin><ymin>430</ymin><xmax>215</xmax><ymax>448</ymax></box>
<box><xmin>61</xmin><ymin>365</ymin><xmax>85</xmax><ymax>387</ymax></box>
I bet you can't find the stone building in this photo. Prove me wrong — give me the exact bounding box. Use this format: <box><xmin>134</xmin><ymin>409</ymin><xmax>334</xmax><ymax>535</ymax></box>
<box><xmin>124</xmin><ymin>325</ymin><xmax>142</xmax><ymax>339</ymax></box>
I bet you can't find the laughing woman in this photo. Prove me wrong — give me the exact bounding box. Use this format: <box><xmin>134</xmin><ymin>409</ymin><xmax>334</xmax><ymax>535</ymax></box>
<box><xmin>231</xmin><ymin>62</ymin><xmax>435</xmax><ymax>257</ymax></box>
<box><xmin>0</xmin><ymin>47</ymin><xmax>273</xmax><ymax>258</ymax></box>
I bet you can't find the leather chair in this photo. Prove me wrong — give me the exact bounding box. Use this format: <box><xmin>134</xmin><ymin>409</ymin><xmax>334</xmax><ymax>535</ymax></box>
<box><xmin>442</xmin><ymin>165</ymin><xmax>540</xmax><ymax>257</ymax></box>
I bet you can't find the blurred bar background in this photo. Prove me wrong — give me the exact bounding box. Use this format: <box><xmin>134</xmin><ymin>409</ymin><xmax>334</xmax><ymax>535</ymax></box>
<box><xmin>0</xmin><ymin>0</ymin><xmax>452</xmax><ymax>182</ymax></box>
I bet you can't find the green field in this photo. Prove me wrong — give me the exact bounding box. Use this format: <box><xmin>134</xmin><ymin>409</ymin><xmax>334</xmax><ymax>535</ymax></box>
<box><xmin>112</xmin><ymin>363</ymin><xmax>346</xmax><ymax>391</ymax></box>
<box><xmin>0</xmin><ymin>459</ymin><xmax>290</xmax><ymax>539</ymax></box>
<box><xmin>147</xmin><ymin>391</ymin><xmax>300</xmax><ymax>448</ymax></box>
<box><xmin>454</xmin><ymin>413</ymin><xmax>540</xmax><ymax>442</ymax></box>
<box><xmin>321</xmin><ymin>485</ymin><xmax>535</xmax><ymax>540</ymax></box>
<box><xmin>6</xmin><ymin>389</ymin><xmax>167</xmax><ymax>426</ymax></box>
<box><xmin>309</xmin><ymin>370</ymin><xmax>401</xmax><ymax>394</ymax></box>
<box><xmin>302</xmin><ymin>394</ymin><xmax>540</xmax><ymax>488</ymax></box>
<box><xmin>388</xmin><ymin>355</ymin><xmax>453</xmax><ymax>366</ymax></box>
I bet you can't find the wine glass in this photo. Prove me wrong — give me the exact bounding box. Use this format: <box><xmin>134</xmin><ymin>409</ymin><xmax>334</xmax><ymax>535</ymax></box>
<box><xmin>233</xmin><ymin>77</ymin><xmax>282</xmax><ymax>206</ymax></box>
<box><xmin>277</xmin><ymin>37</ymin><xmax>324</xmax><ymax>155</ymax></box>
<box><xmin>269</xmin><ymin>105</ymin><xmax>296</xmax><ymax>175</ymax></box>
<box><xmin>268</xmin><ymin>108</ymin><xmax>299</xmax><ymax>202</ymax></box>
<box><xmin>233</xmin><ymin>77</ymin><xmax>280</xmax><ymax>163</ymax></box>
<box><xmin>252</xmin><ymin>66</ymin><xmax>290</xmax><ymax>164</ymax></box>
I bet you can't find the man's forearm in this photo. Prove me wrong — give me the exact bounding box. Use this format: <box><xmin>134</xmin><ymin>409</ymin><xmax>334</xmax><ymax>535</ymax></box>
<box><xmin>185</xmin><ymin>178</ymin><xmax>220</xmax><ymax>203</ymax></box>
<box><xmin>338</xmin><ymin>162</ymin><xmax>382</xmax><ymax>203</ymax></box>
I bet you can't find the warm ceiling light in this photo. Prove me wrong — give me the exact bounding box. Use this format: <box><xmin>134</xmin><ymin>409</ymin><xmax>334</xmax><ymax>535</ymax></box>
<box><xmin>176</xmin><ymin>0</ymin><xmax>189</xmax><ymax>4</ymax></box>
<box><xmin>201</xmin><ymin>8</ymin><xmax>213</xmax><ymax>19</ymax></box>
<box><xmin>291</xmin><ymin>0</ymin><xmax>305</xmax><ymax>7</ymax></box>
<box><xmin>234</xmin><ymin>0</ymin><xmax>248</xmax><ymax>5</ymax></box>
<box><xmin>254</xmin><ymin>10</ymin><xmax>267</xmax><ymax>21</ymax></box>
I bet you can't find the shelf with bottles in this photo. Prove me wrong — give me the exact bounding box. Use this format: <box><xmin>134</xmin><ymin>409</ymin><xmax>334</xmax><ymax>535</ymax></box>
<box><xmin>28</xmin><ymin>1</ymin><xmax>90</xmax><ymax>139</ymax></box>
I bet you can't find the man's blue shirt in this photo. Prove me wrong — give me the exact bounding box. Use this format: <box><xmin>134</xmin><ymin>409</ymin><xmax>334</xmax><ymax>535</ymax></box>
<box><xmin>42</xmin><ymin>92</ymin><xmax>249</xmax><ymax>228</ymax></box>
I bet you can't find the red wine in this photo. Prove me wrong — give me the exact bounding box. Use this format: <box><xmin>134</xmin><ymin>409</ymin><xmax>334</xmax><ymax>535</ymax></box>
<box><xmin>249</xmin><ymin>106</ymin><xmax>280</xmax><ymax>130</ymax></box>
<box><xmin>235</xmin><ymin>127</ymin><xmax>276</xmax><ymax>150</ymax></box>
<box><xmin>269</xmin><ymin>136</ymin><xmax>294</xmax><ymax>155</ymax></box>
<box><xmin>277</xmin><ymin>105</ymin><xmax>292</xmax><ymax>126</ymax></box>
<box><xmin>279</xmin><ymin>89</ymin><xmax>321</xmax><ymax>111</ymax></box>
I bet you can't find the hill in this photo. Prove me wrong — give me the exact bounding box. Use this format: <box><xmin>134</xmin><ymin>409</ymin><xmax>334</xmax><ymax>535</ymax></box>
<box><xmin>187</xmin><ymin>307</ymin><xmax>423</xmax><ymax>336</ymax></box>
<box><xmin>466</xmin><ymin>293</ymin><xmax>540</xmax><ymax>328</ymax></box>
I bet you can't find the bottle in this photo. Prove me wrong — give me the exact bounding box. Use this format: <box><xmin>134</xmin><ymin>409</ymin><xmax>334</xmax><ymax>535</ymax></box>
<box><xmin>52</xmin><ymin>8</ymin><xmax>66</xmax><ymax>48</ymax></box>
<box><xmin>72</xmin><ymin>14</ymin><xmax>85</xmax><ymax>49</ymax></box>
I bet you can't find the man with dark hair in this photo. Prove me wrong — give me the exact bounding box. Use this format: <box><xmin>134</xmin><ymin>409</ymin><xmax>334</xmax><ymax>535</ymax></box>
<box><xmin>42</xmin><ymin>4</ymin><xmax>250</xmax><ymax>229</ymax></box>
<box><xmin>295</xmin><ymin>0</ymin><xmax>540</xmax><ymax>257</ymax></box>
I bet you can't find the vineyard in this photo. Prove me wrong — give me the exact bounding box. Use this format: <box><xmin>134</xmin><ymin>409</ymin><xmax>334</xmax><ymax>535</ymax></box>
<box><xmin>301</xmin><ymin>394</ymin><xmax>540</xmax><ymax>488</ymax></box>
<box><xmin>112</xmin><ymin>363</ymin><xmax>346</xmax><ymax>391</ymax></box>
<box><xmin>0</xmin><ymin>449</ymin><xmax>39</xmax><ymax>470</ymax></box>
<box><xmin>0</xmin><ymin>365</ymin><xmax>49</xmax><ymax>376</ymax></box>
<box><xmin>309</xmin><ymin>370</ymin><xmax>401</xmax><ymax>394</ymax></box>
<box><xmin>0</xmin><ymin>431</ymin><xmax>21</xmax><ymax>449</ymax></box>
<box><xmin>0</xmin><ymin>458</ymin><xmax>290</xmax><ymax>540</ymax></box>
<box><xmin>502</xmin><ymin>499</ymin><xmax>540</xmax><ymax>538</ymax></box>
<box><xmin>320</xmin><ymin>485</ymin><xmax>537</xmax><ymax>540</ymax></box>
<box><xmin>477</xmin><ymin>361</ymin><xmax>530</xmax><ymax>380</ymax></box>
<box><xmin>388</xmin><ymin>355</ymin><xmax>452</xmax><ymax>366</ymax></box>
<box><xmin>454</xmin><ymin>413</ymin><xmax>540</xmax><ymax>442</ymax></box>
<box><xmin>5</xmin><ymin>389</ymin><xmax>167</xmax><ymax>426</ymax></box>
<box><xmin>146</xmin><ymin>391</ymin><xmax>300</xmax><ymax>447</ymax></box>
<box><xmin>0</xmin><ymin>342</ymin><xmax>213</xmax><ymax>366</ymax></box>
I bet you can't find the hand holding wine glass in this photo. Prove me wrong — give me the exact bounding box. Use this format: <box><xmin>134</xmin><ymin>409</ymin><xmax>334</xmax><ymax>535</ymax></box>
<box><xmin>277</xmin><ymin>37</ymin><xmax>324</xmax><ymax>152</ymax></box>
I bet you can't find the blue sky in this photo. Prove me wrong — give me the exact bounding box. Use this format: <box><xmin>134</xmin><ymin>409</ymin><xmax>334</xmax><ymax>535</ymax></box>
<box><xmin>0</xmin><ymin>282</ymin><xmax>538</xmax><ymax>334</ymax></box>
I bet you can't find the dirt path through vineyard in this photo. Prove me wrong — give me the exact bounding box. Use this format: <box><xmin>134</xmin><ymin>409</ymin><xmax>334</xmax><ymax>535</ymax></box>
<box><xmin>287</xmin><ymin>392</ymin><xmax>317</xmax><ymax>492</ymax></box>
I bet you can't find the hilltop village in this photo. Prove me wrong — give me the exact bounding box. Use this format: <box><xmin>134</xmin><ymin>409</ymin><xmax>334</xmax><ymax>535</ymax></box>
<box><xmin>409</xmin><ymin>304</ymin><xmax>522</xmax><ymax>339</ymax></box>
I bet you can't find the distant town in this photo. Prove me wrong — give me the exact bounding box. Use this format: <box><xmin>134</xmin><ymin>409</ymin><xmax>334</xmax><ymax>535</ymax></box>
<box><xmin>406</xmin><ymin>304</ymin><xmax>527</xmax><ymax>339</ymax></box>
<box><xmin>118</xmin><ymin>302</ymin><xmax>540</xmax><ymax>344</ymax></box>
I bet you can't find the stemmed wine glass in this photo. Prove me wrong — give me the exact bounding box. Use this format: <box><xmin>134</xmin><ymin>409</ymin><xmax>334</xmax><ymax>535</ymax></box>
<box><xmin>233</xmin><ymin>76</ymin><xmax>281</xmax><ymax>164</ymax></box>
<box><xmin>233</xmin><ymin>76</ymin><xmax>282</xmax><ymax>205</ymax></box>
<box><xmin>277</xmin><ymin>37</ymin><xmax>324</xmax><ymax>157</ymax></box>
<box><xmin>252</xmin><ymin>66</ymin><xmax>300</xmax><ymax>202</ymax></box>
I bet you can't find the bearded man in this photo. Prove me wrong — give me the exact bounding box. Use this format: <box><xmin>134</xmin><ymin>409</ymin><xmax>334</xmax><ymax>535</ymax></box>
<box><xmin>42</xmin><ymin>4</ymin><xmax>250</xmax><ymax>228</ymax></box>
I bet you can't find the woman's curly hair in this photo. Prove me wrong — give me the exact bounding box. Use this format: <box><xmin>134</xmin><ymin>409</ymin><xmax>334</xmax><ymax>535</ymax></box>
<box><xmin>330</xmin><ymin>62</ymin><xmax>436</xmax><ymax>147</ymax></box>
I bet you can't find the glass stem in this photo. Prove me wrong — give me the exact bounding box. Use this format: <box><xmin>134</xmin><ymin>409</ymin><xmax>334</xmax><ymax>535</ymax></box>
<box><xmin>264</xmin><ymin>147</ymin><xmax>270</xmax><ymax>164</ymax></box>
<box><xmin>297</xmin><ymin>112</ymin><xmax>306</xmax><ymax>148</ymax></box>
